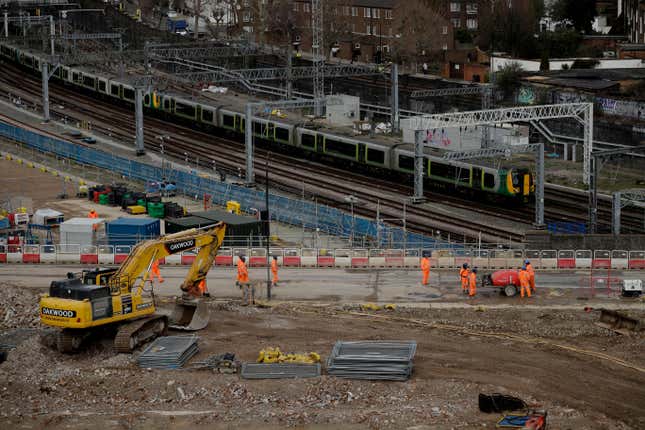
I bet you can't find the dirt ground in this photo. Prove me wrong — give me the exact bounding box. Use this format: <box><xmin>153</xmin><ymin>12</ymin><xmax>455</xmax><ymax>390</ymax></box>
<box><xmin>1</xmin><ymin>284</ymin><xmax>643</xmax><ymax>430</ymax></box>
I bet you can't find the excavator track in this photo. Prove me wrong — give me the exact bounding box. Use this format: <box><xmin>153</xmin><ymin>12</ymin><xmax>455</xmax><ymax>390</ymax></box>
<box><xmin>56</xmin><ymin>329</ymin><xmax>87</xmax><ymax>353</ymax></box>
<box><xmin>114</xmin><ymin>315</ymin><xmax>168</xmax><ymax>353</ymax></box>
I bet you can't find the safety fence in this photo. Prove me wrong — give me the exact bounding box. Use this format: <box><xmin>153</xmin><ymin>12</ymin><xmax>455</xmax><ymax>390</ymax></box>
<box><xmin>0</xmin><ymin>121</ymin><xmax>446</xmax><ymax>249</ymax></box>
<box><xmin>1</xmin><ymin>245</ymin><xmax>644</xmax><ymax>270</ymax></box>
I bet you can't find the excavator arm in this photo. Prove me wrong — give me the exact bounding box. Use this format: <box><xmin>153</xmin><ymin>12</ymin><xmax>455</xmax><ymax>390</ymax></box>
<box><xmin>109</xmin><ymin>223</ymin><xmax>226</xmax><ymax>298</ymax></box>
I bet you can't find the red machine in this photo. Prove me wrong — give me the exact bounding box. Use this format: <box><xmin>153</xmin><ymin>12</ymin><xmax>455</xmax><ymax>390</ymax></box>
<box><xmin>482</xmin><ymin>269</ymin><xmax>522</xmax><ymax>297</ymax></box>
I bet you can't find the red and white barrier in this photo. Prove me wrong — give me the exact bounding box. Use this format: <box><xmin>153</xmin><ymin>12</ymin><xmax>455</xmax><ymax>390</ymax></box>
<box><xmin>557</xmin><ymin>250</ymin><xmax>575</xmax><ymax>269</ymax></box>
<box><xmin>215</xmin><ymin>247</ymin><xmax>233</xmax><ymax>266</ymax></box>
<box><xmin>0</xmin><ymin>245</ymin><xmax>6</xmax><ymax>263</ymax></box>
<box><xmin>351</xmin><ymin>249</ymin><xmax>369</xmax><ymax>268</ymax></box>
<box><xmin>22</xmin><ymin>244</ymin><xmax>40</xmax><ymax>263</ymax></box>
<box><xmin>368</xmin><ymin>250</ymin><xmax>386</xmax><ymax>268</ymax></box>
<box><xmin>317</xmin><ymin>249</ymin><xmax>335</xmax><ymax>267</ymax></box>
<box><xmin>540</xmin><ymin>250</ymin><xmax>558</xmax><ymax>269</ymax></box>
<box><xmin>7</xmin><ymin>245</ymin><xmax>22</xmax><ymax>263</ymax></box>
<box><xmin>98</xmin><ymin>245</ymin><xmax>114</xmax><ymax>265</ymax></box>
<box><xmin>114</xmin><ymin>246</ymin><xmax>131</xmax><ymax>264</ymax></box>
<box><xmin>249</xmin><ymin>248</ymin><xmax>267</xmax><ymax>267</ymax></box>
<box><xmin>628</xmin><ymin>251</ymin><xmax>645</xmax><ymax>269</ymax></box>
<box><xmin>282</xmin><ymin>249</ymin><xmax>301</xmax><ymax>267</ymax></box>
<box><xmin>56</xmin><ymin>245</ymin><xmax>80</xmax><ymax>264</ymax></box>
<box><xmin>575</xmin><ymin>250</ymin><xmax>592</xmax><ymax>269</ymax></box>
<box><xmin>300</xmin><ymin>249</ymin><xmax>317</xmax><ymax>267</ymax></box>
<box><xmin>80</xmin><ymin>245</ymin><xmax>98</xmax><ymax>265</ymax></box>
<box><xmin>611</xmin><ymin>250</ymin><xmax>628</xmax><ymax>269</ymax></box>
<box><xmin>592</xmin><ymin>250</ymin><xmax>611</xmax><ymax>269</ymax></box>
<box><xmin>181</xmin><ymin>250</ymin><xmax>196</xmax><ymax>265</ymax></box>
<box><xmin>334</xmin><ymin>249</ymin><xmax>352</xmax><ymax>268</ymax></box>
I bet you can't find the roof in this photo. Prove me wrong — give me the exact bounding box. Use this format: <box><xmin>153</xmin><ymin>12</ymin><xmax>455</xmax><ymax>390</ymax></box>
<box><xmin>107</xmin><ymin>217</ymin><xmax>159</xmax><ymax>226</ymax></box>
<box><xmin>62</xmin><ymin>217</ymin><xmax>103</xmax><ymax>225</ymax></box>
<box><xmin>33</xmin><ymin>208</ymin><xmax>63</xmax><ymax>216</ymax></box>
<box><xmin>191</xmin><ymin>209</ymin><xmax>260</xmax><ymax>226</ymax></box>
<box><xmin>522</xmin><ymin>68</ymin><xmax>645</xmax><ymax>91</ymax></box>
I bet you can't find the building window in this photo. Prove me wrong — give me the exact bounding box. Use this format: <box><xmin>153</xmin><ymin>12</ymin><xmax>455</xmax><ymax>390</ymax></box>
<box><xmin>303</xmin><ymin>3</ymin><xmax>310</xmax><ymax>13</ymax></box>
<box><xmin>466</xmin><ymin>18</ymin><xmax>478</xmax><ymax>29</ymax></box>
<box><xmin>243</xmin><ymin>0</ymin><xmax>250</xmax><ymax>6</ymax></box>
<box><xmin>343</xmin><ymin>6</ymin><xmax>349</xmax><ymax>15</ymax></box>
<box><xmin>466</xmin><ymin>3</ymin><xmax>478</xmax><ymax>14</ymax></box>
<box><xmin>243</xmin><ymin>11</ymin><xmax>251</xmax><ymax>22</ymax></box>
<box><xmin>450</xmin><ymin>2</ymin><xmax>460</xmax><ymax>12</ymax></box>
<box><xmin>372</xmin><ymin>8</ymin><xmax>379</xmax><ymax>19</ymax></box>
<box><xmin>351</xmin><ymin>7</ymin><xmax>358</xmax><ymax>16</ymax></box>
<box><xmin>442</xmin><ymin>25</ymin><xmax>448</xmax><ymax>35</ymax></box>
<box><xmin>293</xmin><ymin>2</ymin><xmax>299</xmax><ymax>11</ymax></box>
<box><xmin>351</xmin><ymin>23</ymin><xmax>356</xmax><ymax>32</ymax></box>
<box><xmin>451</xmin><ymin>18</ymin><xmax>460</xmax><ymax>28</ymax></box>
<box><xmin>364</xmin><ymin>7</ymin><xmax>371</xmax><ymax>18</ymax></box>
<box><xmin>385</xmin><ymin>10</ymin><xmax>392</xmax><ymax>20</ymax></box>
<box><xmin>443</xmin><ymin>44</ymin><xmax>448</xmax><ymax>51</ymax></box>
<box><xmin>366</xmin><ymin>24</ymin><xmax>371</xmax><ymax>34</ymax></box>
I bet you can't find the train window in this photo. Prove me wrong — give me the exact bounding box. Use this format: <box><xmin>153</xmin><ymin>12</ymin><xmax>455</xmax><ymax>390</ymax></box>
<box><xmin>325</xmin><ymin>138</ymin><xmax>356</xmax><ymax>158</ymax></box>
<box><xmin>276</xmin><ymin>126</ymin><xmax>289</xmax><ymax>142</ymax></box>
<box><xmin>72</xmin><ymin>72</ymin><xmax>80</xmax><ymax>83</ymax></box>
<box><xmin>163</xmin><ymin>98</ymin><xmax>171</xmax><ymax>110</ymax></box>
<box><xmin>110</xmin><ymin>84</ymin><xmax>119</xmax><ymax>96</ymax></box>
<box><xmin>398</xmin><ymin>155</ymin><xmax>414</xmax><ymax>171</ymax></box>
<box><xmin>366</xmin><ymin>148</ymin><xmax>385</xmax><ymax>165</ymax></box>
<box><xmin>123</xmin><ymin>88</ymin><xmax>135</xmax><ymax>100</ymax></box>
<box><xmin>62</xmin><ymin>69</ymin><xmax>68</xmax><ymax>80</ymax></box>
<box><xmin>483</xmin><ymin>172</ymin><xmax>495</xmax><ymax>188</ymax></box>
<box><xmin>301</xmin><ymin>133</ymin><xmax>316</xmax><ymax>149</ymax></box>
<box><xmin>253</xmin><ymin>121</ymin><xmax>264</xmax><ymax>135</ymax></box>
<box><xmin>144</xmin><ymin>94</ymin><xmax>150</xmax><ymax>105</ymax></box>
<box><xmin>202</xmin><ymin>109</ymin><xmax>213</xmax><ymax>123</ymax></box>
<box><xmin>431</xmin><ymin>162</ymin><xmax>456</xmax><ymax>179</ymax></box>
<box><xmin>98</xmin><ymin>80</ymin><xmax>106</xmax><ymax>92</ymax></box>
<box><xmin>457</xmin><ymin>167</ymin><xmax>470</xmax><ymax>183</ymax></box>
<box><xmin>175</xmin><ymin>102</ymin><xmax>196</xmax><ymax>118</ymax></box>
<box><xmin>222</xmin><ymin>114</ymin><xmax>235</xmax><ymax>128</ymax></box>
<box><xmin>83</xmin><ymin>76</ymin><xmax>95</xmax><ymax>88</ymax></box>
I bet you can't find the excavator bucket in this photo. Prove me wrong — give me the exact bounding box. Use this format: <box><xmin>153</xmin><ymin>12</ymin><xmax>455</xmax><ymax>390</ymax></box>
<box><xmin>595</xmin><ymin>309</ymin><xmax>642</xmax><ymax>335</ymax></box>
<box><xmin>168</xmin><ymin>297</ymin><xmax>210</xmax><ymax>331</ymax></box>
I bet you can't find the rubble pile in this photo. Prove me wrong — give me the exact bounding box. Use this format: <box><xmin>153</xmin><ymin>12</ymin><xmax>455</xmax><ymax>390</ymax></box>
<box><xmin>0</xmin><ymin>283</ymin><xmax>40</xmax><ymax>330</ymax></box>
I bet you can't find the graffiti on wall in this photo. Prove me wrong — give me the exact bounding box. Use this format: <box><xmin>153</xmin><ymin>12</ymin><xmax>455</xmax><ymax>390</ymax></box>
<box><xmin>517</xmin><ymin>84</ymin><xmax>645</xmax><ymax>121</ymax></box>
<box><xmin>517</xmin><ymin>87</ymin><xmax>536</xmax><ymax>105</ymax></box>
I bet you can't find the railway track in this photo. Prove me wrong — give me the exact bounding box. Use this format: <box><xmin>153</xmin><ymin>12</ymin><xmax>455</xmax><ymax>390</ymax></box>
<box><xmin>0</xmin><ymin>61</ymin><xmax>642</xmax><ymax>241</ymax></box>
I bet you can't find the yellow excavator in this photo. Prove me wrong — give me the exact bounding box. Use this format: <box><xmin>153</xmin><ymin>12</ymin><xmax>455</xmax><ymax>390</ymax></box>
<box><xmin>39</xmin><ymin>223</ymin><xmax>226</xmax><ymax>353</ymax></box>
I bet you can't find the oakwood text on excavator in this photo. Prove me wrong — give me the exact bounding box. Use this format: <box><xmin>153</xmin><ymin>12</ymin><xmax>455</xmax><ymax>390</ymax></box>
<box><xmin>38</xmin><ymin>223</ymin><xmax>226</xmax><ymax>353</ymax></box>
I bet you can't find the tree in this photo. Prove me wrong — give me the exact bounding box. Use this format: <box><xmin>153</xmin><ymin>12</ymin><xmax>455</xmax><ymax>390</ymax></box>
<box><xmin>478</xmin><ymin>0</ymin><xmax>542</xmax><ymax>58</ymax></box>
<box><xmin>549</xmin><ymin>0</ymin><xmax>596</xmax><ymax>33</ymax></box>
<box><xmin>391</xmin><ymin>0</ymin><xmax>450</xmax><ymax>66</ymax></box>
<box><xmin>495</xmin><ymin>62</ymin><xmax>524</xmax><ymax>99</ymax></box>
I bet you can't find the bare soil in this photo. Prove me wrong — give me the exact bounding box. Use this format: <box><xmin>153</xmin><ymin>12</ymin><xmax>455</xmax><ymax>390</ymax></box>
<box><xmin>0</xmin><ymin>284</ymin><xmax>643</xmax><ymax>429</ymax></box>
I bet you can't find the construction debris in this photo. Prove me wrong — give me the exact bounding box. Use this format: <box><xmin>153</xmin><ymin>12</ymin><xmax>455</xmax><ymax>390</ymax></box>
<box><xmin>326</xmin><ymin>340</ymin><xmax>417</xmax><ymax>381</ymax></box>
<box><xmin>257</xmin><ymin>346</ymin><xmax>321</xmax><ymax>364</ymax></box>
<box><xmin>137</xmin><ymin>336</ymin><xmax>199</xmax><ymax>369</ymax></box>
<box><xmin>187</xmin><ymin>352</ymin><xmax>240</xmax><ymax>373</ymax></box>
<box><xmin>241</xmin><ymin>363</ymin><xmax>321</xmax><ymax>379</ymax></box>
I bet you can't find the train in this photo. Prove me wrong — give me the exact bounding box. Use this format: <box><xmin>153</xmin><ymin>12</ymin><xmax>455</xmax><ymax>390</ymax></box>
<box><xmin>0</xmin><ymin>43</ymin><xmax>534</xmax><ymax>201</ymax></box>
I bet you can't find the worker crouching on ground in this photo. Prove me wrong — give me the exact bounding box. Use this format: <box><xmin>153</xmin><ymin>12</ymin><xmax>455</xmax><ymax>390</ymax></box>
<box><xmin>420</xmin><ymin>252</ymin><xmax>431</xmax><ymax>286</ymax></box>
<box><xmin>518</xmin><ymin>266</ymin><xmax>532</xmax><ymax>298</ymax></box>
<box><xmin>237</xmin><ymin>256</ymin><xmax>254</xmax><ymax>305</ymax></box>
<box><xmin>271</xmin><ymin>255</ymin><xmax>279</xmax><ymax>287</ymax></box>
<box><xmin>459</xmin><ymin>263</ymin><xmax>470</xmax><ymax>294</ymax></box>
<box><xmin>525</xmin><ymin>259</ymin><xmax>536</xmax><ymax>292</ymax></box>
<box><xmin>468</xmin><ymin>267</ymin><xmax>478</xmax><ymax>297</ymax></box>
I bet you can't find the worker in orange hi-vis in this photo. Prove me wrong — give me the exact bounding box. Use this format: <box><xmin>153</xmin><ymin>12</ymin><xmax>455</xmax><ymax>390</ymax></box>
<box><xmin>197</xmin><ymin>279</ymin><xmax>210</xmax><ymax>297</ymax></box>
<box><xmin>420</xmin><ymin>252</ymin><xmax>431</xmax><ymax>286</ymax></box>
<box><xmin>270</xmin><ymin>255</ymin><xmax>279</xmax><ymax>287</ymax></box>
<box><xmin>88</xmin><ymin>209</ymin><xmax>99</xmax><ymax>231</ymax></box>
<box><xmin>518</xmin><ymin>266</ymin><xmax>532</xmax><ymax>298</ymax></box>
<box><xmin>459</xmin><ymin>263</ymin><xmax>470</xmax><ymax>294</ymax></box>
<box><xmin>468</xmin><ymin>267</ymin><xmax>478</xmax><ymax>297</ymax></box>
<box><xmin>150</xmin><ymin>259</ymin><xmax>164</xmax><ymax>283</ymax></box>
<box><xmin>237</xmin><ymin>256</ymin><xmax>254</xmax><ymax>305</ymax></box>
<box><xmin>525</xmin><ymin>259</ymin><xmax>536</xmax><ymax>292</ymax></box>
